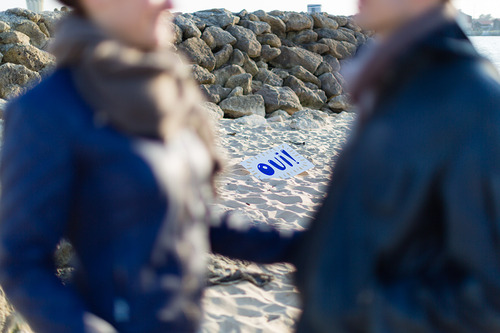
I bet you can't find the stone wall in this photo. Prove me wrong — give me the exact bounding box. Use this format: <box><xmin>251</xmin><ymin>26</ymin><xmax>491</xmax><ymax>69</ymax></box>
<box><xmin>0</xmin><ymin>7</ymin><xmax>370</xmax><ymax>118</ymax></box>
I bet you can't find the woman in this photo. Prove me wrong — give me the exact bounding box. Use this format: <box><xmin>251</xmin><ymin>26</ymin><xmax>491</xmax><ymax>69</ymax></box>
<box><xmin>0</xmin><ymin>0</ymin><xmax>302</xmax><ymax>332</ymax></box>
<box><xmin>295</xmin><ymin>0</ymin><xmax>500</xmax><ymax>332</ymax></box>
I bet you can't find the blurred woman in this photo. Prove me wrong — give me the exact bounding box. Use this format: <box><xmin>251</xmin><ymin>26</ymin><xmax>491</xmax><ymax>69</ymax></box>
<box><xmin>295</xmin><ymin>0</ymin><xmax>500</xmax><ymax>332</ymax></box>
<box><xmin>0</xmin><ymin>0</ymin><xmax>302</xmax><ymax>332</ymax></box>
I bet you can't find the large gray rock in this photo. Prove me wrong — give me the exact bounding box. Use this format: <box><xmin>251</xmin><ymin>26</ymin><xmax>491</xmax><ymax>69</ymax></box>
<box><xmin>290</xmin><ymin>29</ymin><xmax>318</xmax><ymax>44</ymax></box>
<box><xmin>225</xmin><ymin>73</ymin><xmax>252</xmax><ymax>94</ymax></box>
<box><xmin>253</xmin><ymin>11</ymin><xmax>286</xmax><ymax>37</ymax></box>
<box><xmin>193</xmin><ymin>9</ymin><xmax>240</xmax><ymax>29</ymax></box>
<box><xmin>290</xmin><ymin>109</ymin><xmax>329</xmax><ymax>130</ymax></box>
<box><xmin>13</xmin><ymin>20</ymin><xmax>49</xmax><ymax>49</ymax></box>
<box><xmin>39</xmin><ymin>11</ymin><xmax>64</xmax><ymax>37</ymax></box>
<box><xmin>254</xmin><ymin>68</ymin><xmax>283</xmax><ymax>87</ymax></box>
<box><xmin>288</xmin><ymin>66</ymin><xmax>320</xmax><ymax>87</ymax></box>
<box><xmin>0</xmin><ymin>63</ymin><xmax>41</xmax><ymax>99</ymax></box>
<box><xmin>213</xmin><ymin>64</ymin><xmax>245</xmax><ymax>86</ymax></box>
<box><xmin>311</xmin><ymin>13</ymin><xmax>339</xmax><ymax>30</ymax></box>
<box><xmin>172</xmin><ymin>23</ymin><xmax>183</xmax><ymax>44</ymax></box>
<box><xmin>2</xmin><ymin>44</ymin><xmax>55</xmax><ymax>72</ymax></box>
<box><xmin>214</xmin><ymin>44</ymin><xmax>233</xmax><ymax>69</ymax></box>
<box><xmin>323</xmin><ymin>54</ymin><xmax>341</xmax><ymax>72</ymax></box>
<box><xmin>242</xmin><ymin>54</ymin><xmax>259</xmax><ymax>76</ymax></box>
<box><xmin>284</xmin><ymin>75</ymin><xmax>325</xmax><ymax>109</ymax></box>
<box><xmin>174</xmin><ymin>15</ymin><xmax>202</xmax><ymax>39</ymax></box>
<box><xmin>219</xmin><ymin>95</ymin><xmax>266</xmax><ymax>118</ymax></box>
<box><xmin>283</xmin><ymin>12</ymin><xmax>313</xmax><ymax>32</ymax></box>
<box><xmin>0</xmin><ymin>21</ymin><xmax>11</xmax><ymax>33</ymax></box>
<box><xmin>256</xmin><ymin>84</ymin><xmax>302</xmax><ymax>114</ymax></box>
<box><xmin>327</xmin><ymin>94</ymin><xmax>351</xmax><ymax>111</ymax></box>
<box><xmin>329</xmin><ymin>15</ymin><xmax>349</xmax><ymax>27</ymax></box>
<box><xmin>201</xmin><ymin>28</ymin><xmax>216</xmax><ymax>49</ymax></box>
<box><xmin>229</xmin><ymin>49</ymin><xmax>245</xmax><ymax>66</ymax></box>
<box><xmin>302</xmin><ymin>43</ymin><xmax>330</xmax><ymax>55</ymax></box>
<box><xmin>260</xmin><ymin>45</ymin><xmax>281</xmax><ymax>62</ymax></box>
<box><xmin>314</xmin><ymin>61</ymin><xmax>333</xmax><ymax>76</ymax></box>
<box><xmin>315</xmin><ymin>27</ymin><xmax>357</xmax><ymax>44</ymax></box>
<box><xmin>257</xmin><ymin>33</ymin><xmax>281</xmax><ymax>48</ymax></box>
<box><xmin>318</xmin><ymin>72</ymin><xmax>342</xmax><ymax>98</ymax></box>
<box><xmin>240</xmin><ymin>20</ymin><xmax>271</xmax><ymax>35</ymax></box>
<box><xmin>178</xmin><ymin>37</ymin><xmax>216</xmax><ymax>71</ymax></box>
<box><xmin>191</xmin><ymin>64</ymin><xmax>215</xmax><ymax>84</ymax></box>
<box><xmin>226</xmin><ymin>25</ymin><xmax>262</xmax><ymax>58</ymax></box>
<box><xmin>0</xmin><ymin>30</ymin><xmax>30</xmax><ymax>45</ymax></box>
<box><xmin>203</xmin><ymin>26</ymin><xmax>237</xmax><ymax>48</ymax></box>
<box><xmin>233</xmin><ymin>114</ymin><xmax>267</xmax><ymax>126</ymax></box>
<box><xmin>319</xmin><ymin>38</ymin><xmax>357</xmax><ymax>60</ymax></box>
<box><xmin>270</xmin><ymin>46</ymin><xmax>323</xmax><ymax>74</ymax></box>
<box><xmin>200</xmin><ymin>84</ymin><xmax>232</xmax><ymax>104</ymax></box>
<box><xmin>227</xmin><ymin>86</ymin><xmax>244</xmax><ymax>98</ymax></box>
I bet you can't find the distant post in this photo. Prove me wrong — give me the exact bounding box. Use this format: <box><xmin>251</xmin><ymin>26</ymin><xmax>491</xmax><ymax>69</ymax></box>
<box><xmin>26</xmin><ymin>0</ymin><xmax>44</xmax><ymax>13</ymax></box>
<box><xmin>307</xmin><ymin>4</ymin><xmax>322</xmax><ymax>14</ymax></box>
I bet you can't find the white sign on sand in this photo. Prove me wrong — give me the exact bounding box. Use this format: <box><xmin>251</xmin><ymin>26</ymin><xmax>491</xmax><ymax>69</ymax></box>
<box><xmin>241</xmin><ymin>144</ymin><xmax>315</xmax><ymax>180</ymax></box>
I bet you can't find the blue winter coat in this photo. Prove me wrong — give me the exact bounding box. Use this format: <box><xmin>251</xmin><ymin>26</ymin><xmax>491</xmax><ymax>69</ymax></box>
<box><xmin>0</xmin><ymin>68</ymin><xmax>302</xmax><ymax>333</ymax></box>
<box><xmin>294</xmin><ymin>20</ymin><xmax>500</xmax><ymax>332</ymax></box>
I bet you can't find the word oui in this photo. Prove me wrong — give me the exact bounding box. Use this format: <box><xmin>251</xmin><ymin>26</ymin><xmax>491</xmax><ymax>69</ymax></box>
<box><xmin>241</xmin><ymin>144</ymin><xmax>315</xmax><ymax>180</ymax></box>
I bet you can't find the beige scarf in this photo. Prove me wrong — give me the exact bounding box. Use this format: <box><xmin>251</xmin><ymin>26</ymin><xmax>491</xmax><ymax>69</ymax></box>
<box><xmin>50</xmin><ymin>14</ymin><xmax>221</xmax><ymax>180</ymax></box>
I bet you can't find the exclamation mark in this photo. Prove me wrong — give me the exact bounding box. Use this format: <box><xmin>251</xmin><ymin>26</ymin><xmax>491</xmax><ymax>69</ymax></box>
<box><xmin>281</xmin><ymin>150</ymin><xmax>299</xmax><ymax>164</ymax></box>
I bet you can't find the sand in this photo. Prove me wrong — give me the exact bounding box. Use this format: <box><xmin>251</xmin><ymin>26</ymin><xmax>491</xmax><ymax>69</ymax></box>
<box><xmin>201</xmin><ymin>112</ymin><xmax>356</xmax><ymax>332</ymax></box>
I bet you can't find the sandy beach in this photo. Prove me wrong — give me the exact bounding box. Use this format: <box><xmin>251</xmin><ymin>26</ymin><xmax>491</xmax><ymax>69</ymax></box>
<box><xmin>201</xmin><ymin>111</ymin><xmax>355</xmax><ymax>332</ymax></box>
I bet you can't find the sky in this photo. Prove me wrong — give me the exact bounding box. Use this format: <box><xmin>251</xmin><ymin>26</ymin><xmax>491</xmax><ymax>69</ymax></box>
<box><xmin>0</xmin><ymin>0</ymin><xmax>499</xmax><ymax>19</ymax></box>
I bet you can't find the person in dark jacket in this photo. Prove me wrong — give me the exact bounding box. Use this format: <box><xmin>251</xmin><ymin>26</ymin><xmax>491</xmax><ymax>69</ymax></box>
<box><xmin>294</xmin><ymin>0</ymin><xmax>500</xmax><ymax>332</ymax></box>
<box><xmin>0</xmin><ymin>0</ymin><xmax>302</xmax><ymax>332</ymax></box>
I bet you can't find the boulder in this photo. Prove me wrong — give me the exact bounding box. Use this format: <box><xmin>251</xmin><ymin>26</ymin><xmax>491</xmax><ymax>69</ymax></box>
<box><xmin>318</xmin><ymin>73</ymin><xmax>342</xmax><ymax>98</ymax></box>
<box><xmin>13</xmin><ymin>20</ymin><xmax>49</xmax><ymax>49</ymax></box>
<box><xmin>329</xmin><ymin>15</ymin><xmax>349</xmax><ymax>27</ymax></box>
<box><xmin>2</xmin><ymin>44</ymin><xmax>55</xmax><ymax>72</ymax></box>
<box><xmin>201</xmin><ymin>101</ymin><xmax>224</xmax><ymax>122</ymax></box>
<box><xmin>270</xmin><ymin>46</ymin><xmax>323</xmax><ymax>74</ymax></box>
<box><xmin>288</xmin><ymin>66</ymin><xmax>320</xmax><ymax>87</ymax></box>
<box><xmin>226</xmin><ymin>25</ymin><xmax>262</xmax><ymax>58</ymax></box>
<box><xmin>228</xmin><ymin>86</ymin><xmax>244</xmax><ymax>98</ymax></box>
<box><xmin>260</xmin><ymin>45</ymin><xmax>281</xmax><ymax>62</ymax></box>
<box><xmin>191</xmin><ymin>64</ymin><xmax>216</xmax><ymax>84</ymax></box>
<box><xmin>39</xmin><ymin>11</ymin><xmax>63</xmax><ymax>36</ymax></box>
<box><xmin>193</xmin><ymin>9</ymin><xmax>240</xmax><ymax>29</ymax></box>
<box><xmin>284</xmin><ymin>75</ymin><xmax>325</xmax><ymax>109</ymax></box>
<box><xmin>290</xmin><ymin>109</ymin><xmax>329</xmax><ymax>130</ymax></box>
<box><xmin>201</xmin><ymin>84</ymin><xmax>232</xmax><ymax>104</ymax></box>
<box><xmin>240</xmin><ymin>20</ymin><xmax>271</xmax><ymax>35</ymax></box>
<box><xmin>327</xmin><ymin>94</ymin><xmax>351</xmax><ymax>111</ymax></box>
<box><xmin>251</xmin><ymin>80</ymin><xmax>263</xmax><ymax>93</ymax></box>
<box><xmin>233</xmin><ymin>114</ymin><xmax>267</xmax><ymax>126</ymax></box>
<box><xmin>255</xmin><ymin>68</ymin><xmax>283</xmax><ymax>87</ymax></box>
<box><xmin>178</xmin><ymin>37</ymin><xmax>216</xmax><ymax>71</ymax></box>
<box><xmin>219</xmin><ymin>95</ymin><xmax>266</xmax><ymax>118</ymax></box>
<box><xmin>256</xmin><ymin>84</ymin><xmax>302</xmax><ymax>114</ymax></box>
<box><xmin>290</xmin><ymin>30</ymin><xmax>318</xmax><ymax>44</ymax></box>
<box><xmin>319</xmin><ymin>38</ymin><xmax>357</xmax><ymax>59</ymax></box>
<box><xmin>242</xmin><ymin>54</ymin><xmax>259</xmax><ymax>76</ymax></box>
<box><xmin>257</xmin><ymin>33</ymin><xmax>281</xmax><ymax>48</ymax></box>
<box><xmin>214</xmin><ymin>44</ymin><xmax>233</xmax><ymax>69</ymax></box>
<box><xmin>201</xmin><ymin>28</ymin><xmax>216</xmax><ymax>49</ymax></box>
<box><xmin>0</xmin><ymin>30</ymin><xmax>30</xmax><ymax>45</ymax></box>
<box><xmin>172</xmin><ymin>24</ymin><xmax>183</xmax><ymax>44</ymax></box>
<box><xmin>229</xmin><ymin>49</ymin><xmax>245</xmax><ymax>67</ymax></box>
<box><xmin>0</xmin><ymin>21</ymin><xmax>11</xmax><ymax>33</ymax></box>
<box><xmin>203</xmin><ymin>26</ymin><xmax>237</xmax><ymax>48</ymax></box>
<box><xmin>174</xmin><ymin>15</ymin><xmax>202</xmax><ymax>39</ymax></box>
<box><xmin>323</xmin><ymin>55</ymin><xmax>341</xmax><ymax>72</ymax></box>
<box><xmin>271</xmin><ymin>68</ymin><xmax>290</xmax><ymax>80</ymax></box>
<box><xmin>0</xmin><ymin>63</ymin><xmax>41</xmax><ymax>99</ymax></box>
<box><xmin>213</xmin><ymin>64</ymin><xmax>245</xmax><ymax>86</ymax></box>
<box><xmin>253</xmin><ymin>11</ymin><xmax>286</xmax><ymax>37</ymax></box>
<box><xmin>256</xmin><ymin>60</ymin><xmax>268</xmax><ymax>69</ymax></box>
<box><xmin>302</xmin><ymin>43</ymin><xmax>330</xmax><ymax>55</ymax></box>
<box><xmin>283</xmin><ymin>12</ymin><xmax>313</xmax><ymax>32</ymax></box>
<box><xmin>314</xmin><ymin>61</ymin><xmax>333</xmax><ymax>76</ymax></box>
<box><xmin>316</xmin><ymin>28</ymin><xmax>357</xmax><ymax>44</ymax></box>
<box><xmin>225</xmin><ymin>73</ymin><xmax>252</xmax><ymax>94</ymax></box>
<box><xmin>311</xmin><ymin>13</ymin><xmax>339</xmax><ymax>30</ymax></box>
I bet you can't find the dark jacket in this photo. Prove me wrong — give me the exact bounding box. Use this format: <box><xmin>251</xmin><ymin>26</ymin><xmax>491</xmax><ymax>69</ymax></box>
<box><xmin>0</xmin><ymin>68</ymin><xmax>302</xmax><ymax>333</ymax></box>
<box><xmin>295</xmin><ymin>21</ymin><xmax>500</xmax><ymax>332</ymax></box>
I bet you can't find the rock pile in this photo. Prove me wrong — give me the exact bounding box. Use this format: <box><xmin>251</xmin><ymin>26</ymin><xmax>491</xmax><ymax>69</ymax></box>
<box><xmin>174</xmin><ymin>9</ymin><xmax>368</xmax><ymax>119</ymax></box>
<box><xmin>0</xmin><ymin>7</ymin><xmax>369</xmax><ymax>118</ymax></box>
